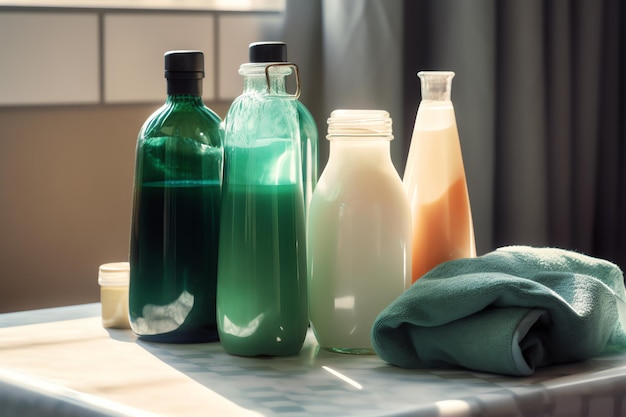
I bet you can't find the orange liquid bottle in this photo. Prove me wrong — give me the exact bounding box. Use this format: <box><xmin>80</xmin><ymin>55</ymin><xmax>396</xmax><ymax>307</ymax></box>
<box><xmin>403</xmin><ymin>71</ymin><xmax>476</xmax><ymax>283</ymax></box>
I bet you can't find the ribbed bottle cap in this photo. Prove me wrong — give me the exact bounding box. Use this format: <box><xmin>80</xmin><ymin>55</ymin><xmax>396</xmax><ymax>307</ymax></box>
<box><xmin>164</xmin><ymin>50</ymin><xmax>205</xmax><ymax>79</ymax></box>
<box><xmin>249</xmin><ymin>41</ymin><xmax>287</xmax><ymax>63</ymax></box>
<box><xmin>327</xmin><ymin>109</ymin><xmax>393</xmax><ymax>140</ymax></box>
<box><xmin>98</xmin><ymin>262</ymin><xmax>130</xmax><ymax>287</ymax></box>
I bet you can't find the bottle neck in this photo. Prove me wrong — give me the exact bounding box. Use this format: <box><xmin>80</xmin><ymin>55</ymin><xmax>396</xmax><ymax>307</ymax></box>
<box><xmin>165</xmin><ymin>94</ymin><xmax>204</xmax><ymax>106</ymax></box>
<box><xmin>240</xmin><ymin>63</ymin><xmax>289</xmax><ymax>94</ymax></box>
<box><xmin>328</xmin><ymin>139</ymin><xmax>392</xmax><ymax>164</ymax></box>
<box><xmin>418</xmin><ymin>71</ymin><xmax>454</xmax><ymax>102</ymax></box>
<box><xmin>244</xmin><ymin>75</ymin><xmax>287</xmax><ymax>94</ymax></box>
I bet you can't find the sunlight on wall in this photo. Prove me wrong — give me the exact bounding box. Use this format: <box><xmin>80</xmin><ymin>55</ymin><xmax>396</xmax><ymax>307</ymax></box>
<box><xmin>0</xmin><ymin>0</ymin><xmax>284</xmax><ymax>11</ymax></box>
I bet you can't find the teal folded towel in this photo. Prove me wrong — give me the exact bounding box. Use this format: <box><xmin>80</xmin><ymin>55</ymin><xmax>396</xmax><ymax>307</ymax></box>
<box><xmin>371</xmin><ymin>246</ymin><xmax>626</xmax><ymax>376</ymax></box>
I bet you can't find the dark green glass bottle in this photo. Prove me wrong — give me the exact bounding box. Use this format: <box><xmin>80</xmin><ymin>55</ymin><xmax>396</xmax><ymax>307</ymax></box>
<box><xmin>129</xmin><ymin>50</ymin><xmax>223</xmax><ymax>343</ymax></box>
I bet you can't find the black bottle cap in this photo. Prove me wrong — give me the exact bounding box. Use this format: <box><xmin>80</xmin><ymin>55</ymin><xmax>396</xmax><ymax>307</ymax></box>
<box><xmin>164</xmin><ymin>50</ymin><xmax>204</xmax><ymax>79</ymax></box>
<box><xmin>249</xmin><ymin>42</ymin><xmax>287</xmax><ymax>63</ymax></box>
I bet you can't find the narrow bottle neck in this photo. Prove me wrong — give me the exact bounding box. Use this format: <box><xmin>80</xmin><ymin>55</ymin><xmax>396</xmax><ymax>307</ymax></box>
<box><xmin>243</xmin><ymin>74</ymin><xmax>287</xmax><ymax>94</ymax></box>
<box><xmin>418</xmin><ymin>71</ymin><xmax>454</xmax><ymax>101</ymax></box>
<box><xmin>240</xmin><ymin>63</ymin><xmax>290</xmax><ymax>95</ymax></box>
<box><xmin>165</xmin><ymin>94</ymin><xmax>204</xmax><ymax>105</ymax></box>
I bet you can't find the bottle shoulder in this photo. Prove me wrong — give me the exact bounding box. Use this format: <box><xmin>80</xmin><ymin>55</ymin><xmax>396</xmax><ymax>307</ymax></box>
<box><xmin>315</xmin><ymin>161</ymin><xmax>405</xmax><ymax>204</ymax></box>
<box><xmin>142</xmin><ymin>100</ymin><xmax>222</xmax><ymax>129</ymax></box>
<box><xmin>139</xmin><ymin>100</ymin><xmax>223</xmax><ymax>147</ymax></box>
<box><xmin>226</xmin><ymin>90</ymin><xmax>295</xmax><ymax>114</ymax></box>
<box><xmin>309</xmin><ymin>174</ymin><xmax>410</xmax><ymax>228</ymax></box>
<box><xmin>223</xmin><ymin>93</ymin><xmax>299</xmax><ymax>142</ymax></box>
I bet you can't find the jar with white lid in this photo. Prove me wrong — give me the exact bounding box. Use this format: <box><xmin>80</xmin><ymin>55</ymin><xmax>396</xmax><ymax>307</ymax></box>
<box><xmin>98</xmin><ymin>262</ymin><xmax>130</xmax><ymax>329</ymax></box>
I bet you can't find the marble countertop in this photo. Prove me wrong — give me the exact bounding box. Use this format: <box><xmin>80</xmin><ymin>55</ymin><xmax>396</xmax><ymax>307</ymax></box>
<box><xmin>1</xmin><ymin>304</ymin><xmax>625</xmax><ymax>417</ymax></box>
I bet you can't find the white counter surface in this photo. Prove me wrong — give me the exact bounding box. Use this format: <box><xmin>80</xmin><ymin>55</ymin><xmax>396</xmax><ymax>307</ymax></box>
<box><xmin>1</xmin><ymin>304</ymin><xmax>625</xmax><ymax>416</ymax></box>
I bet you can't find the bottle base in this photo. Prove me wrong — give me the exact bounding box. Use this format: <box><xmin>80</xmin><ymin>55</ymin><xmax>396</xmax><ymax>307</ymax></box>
<box><xmin>322</xmin><ymin>346</ymin><xmax>376</xmax><ymax>355</ymax></box>
<box><xmin>220</xmin><ymin>341</ymin><xmax>304</xmax><ymax>357</ymax></box>
<box><xmin>135</xmin><ymin>329</ymin><xmax>219</xmax><ymax>344</ymax></box>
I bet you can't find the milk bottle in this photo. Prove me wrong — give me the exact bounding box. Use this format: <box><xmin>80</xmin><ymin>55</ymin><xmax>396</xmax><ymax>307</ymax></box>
<box><xmin>308</xmin><ymin>109</ymin><xmax>412</xmax><ymax>354</ymax></box>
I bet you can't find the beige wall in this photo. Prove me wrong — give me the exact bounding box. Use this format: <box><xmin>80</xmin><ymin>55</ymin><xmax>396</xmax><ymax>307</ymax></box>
<box><xmin>0</xmin><ymin>4</ymin><xmax>284</xmax><ymax>313</ymax></box>
<box><xmin>0</xmin><ymin>102</ymin><xmax>229</xmax><ymax>313</ymax></box>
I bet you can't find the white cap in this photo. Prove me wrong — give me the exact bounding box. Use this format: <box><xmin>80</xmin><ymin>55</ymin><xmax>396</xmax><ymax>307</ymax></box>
<box><xmin>98</xmin><ymin>262</ymin><xmax>130</xmax><ymax>287</ymax></box>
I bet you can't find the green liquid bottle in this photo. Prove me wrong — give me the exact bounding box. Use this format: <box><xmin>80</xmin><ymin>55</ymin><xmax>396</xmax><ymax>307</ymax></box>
<box><xmin>217</xmin><ymin>42</ymin><xmax>308</xmax><ymax>356</ymax></box>
<box><xmin>129</xmin><ymin>50</ymin><xmax>224</xmax><ymax>343</ymax></box>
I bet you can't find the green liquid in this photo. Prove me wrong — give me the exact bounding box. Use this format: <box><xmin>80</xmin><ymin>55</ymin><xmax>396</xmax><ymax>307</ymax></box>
<box><xmin>217</xmin><ymin>183</ymin><xmax>308</xmax><ymax>356</ymax></box>
<box><xmin>129</xmin><ymin>180</ymin><xmax>221</xmax><ymax>343</ymax></box>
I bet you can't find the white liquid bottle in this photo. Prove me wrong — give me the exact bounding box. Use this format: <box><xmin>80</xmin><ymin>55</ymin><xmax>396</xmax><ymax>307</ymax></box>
<box><xmin>403</xmin><ymin>71</ymin><xmax>476</xmax><ymax>283</ymax></box>
<box><xmin>307</xmin><ymin>109</ymin><xmax>412</xmax><ymax>354</ymax></box>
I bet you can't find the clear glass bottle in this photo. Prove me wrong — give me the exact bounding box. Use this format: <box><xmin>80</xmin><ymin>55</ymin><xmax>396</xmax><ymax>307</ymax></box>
<box><xmin>403</xmin><ymin>71</ymin><xmax>476</xmax><ymax>283</ymax></box>
<box><xmin>241</xmin><ymin>41</ymin><xmax>318</xmax><ymax>212</ymax></box>
<box><xmin>298</xmin><ymin>102</ymin><xmax>318</xmax><ymax>213</ymax></box>
<box><xmin>129</xmin><ymin>50</ymin><xmax>223</xmax><ymax>343</ymax></box>
<box><xmin>216</xmin><ymin>42</ymin><xmax>308</xmax><ymax>357</ymax></box>
<box><xmin>308</xmin><ymin>109</ymin><xmax>412</xmax><ymax>354</ymax></box>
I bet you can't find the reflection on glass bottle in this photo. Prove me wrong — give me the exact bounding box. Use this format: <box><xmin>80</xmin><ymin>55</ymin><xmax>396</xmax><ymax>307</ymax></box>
<box><xmin>298</xmin><ymin>99</ymin><xmax>318</xmax><ymax>212</ymax></box>
<box><xmin>403</xmin><ymin>71</ymin><xmax>476</xmax><ymax>283</ymax></box>
<box><xmin>131</xmin><ymin>291</ymin><xmax>194</xmax><ymax>335</ymax></box>
<box><xmin>217</xmin><ymin>42</ymin><xmax>308</xmax><ymax>357</ymax></box>
<box><xmin>129</xmin><ymin>51</ymin><xmax>223</xmax><ymax>343</ymax></box>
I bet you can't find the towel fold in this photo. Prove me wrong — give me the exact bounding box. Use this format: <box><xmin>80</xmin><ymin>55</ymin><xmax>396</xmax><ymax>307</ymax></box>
<box><xmin>371</xmin><ymin>246</ymin><xmax>626</xmax><ymax>376</ymax></box>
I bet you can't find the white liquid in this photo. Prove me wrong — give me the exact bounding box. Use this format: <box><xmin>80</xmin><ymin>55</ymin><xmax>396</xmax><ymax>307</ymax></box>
<box><xmin>307</xmin><ymin>140</ymin><xmax>411</xmax><ymax>353</ymax></box>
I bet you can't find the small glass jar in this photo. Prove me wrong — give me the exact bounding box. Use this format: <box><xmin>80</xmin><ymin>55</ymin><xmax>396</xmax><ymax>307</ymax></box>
<box><xmin>98</xmin><ymin>262</ymin><xmax>130</xmax><ymax>329</ymax></box>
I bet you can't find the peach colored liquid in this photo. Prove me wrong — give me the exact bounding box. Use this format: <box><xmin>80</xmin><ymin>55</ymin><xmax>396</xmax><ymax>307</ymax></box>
<box><xmin>404</xmin><ymin>116</ymin><xmax>476</xmax><ymax>283</ymax></box>
<box><xmin>411</xmin><ymin>178</ymin><xmax>474</xmax><ymax>281</ymax></box>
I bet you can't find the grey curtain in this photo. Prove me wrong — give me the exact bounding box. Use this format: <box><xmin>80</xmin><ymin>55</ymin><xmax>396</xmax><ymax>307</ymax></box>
<box><xmin>283</xmin><ymin>0</ymin><xmax>626</xmax><ymax>269</ymax></box>
<box><xmin>491</xmin><ymin>0</ymin><xmax>625</xmax><ymax>268</ymax></box>
<box><xmin>282</xmin><ymin>0</ymin><xmax>405</xmax><ymax>168</ymax></box>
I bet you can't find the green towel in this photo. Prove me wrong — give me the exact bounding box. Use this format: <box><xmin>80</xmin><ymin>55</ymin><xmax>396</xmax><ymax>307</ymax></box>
<box><xmin>371</xmin><ymin>246</ymin><xmax>626</xmax><ymax>376</ymax></box>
